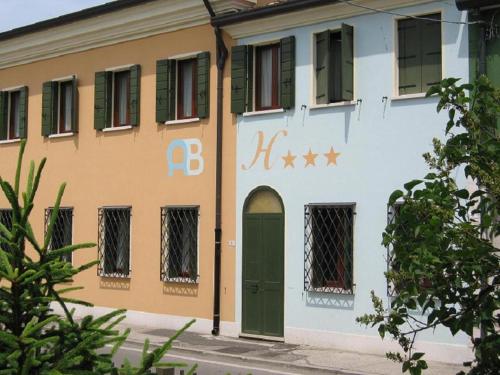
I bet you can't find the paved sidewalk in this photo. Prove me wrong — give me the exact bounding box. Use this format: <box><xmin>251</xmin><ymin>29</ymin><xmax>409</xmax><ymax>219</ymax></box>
<box><xmin>118</xmin><ymin>321</ymin><xmax>466</xmax><ymax>375</ymax></box>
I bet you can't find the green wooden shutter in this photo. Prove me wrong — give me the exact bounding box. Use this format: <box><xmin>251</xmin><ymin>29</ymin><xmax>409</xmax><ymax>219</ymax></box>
<box><xmin>94</xmin><ymin>71</ymin><xmax>111</xmax><ymax>130</ymax></box>
<box><xmin>341</xmin><ymin>24</ymin><xmax>354</xmax><ymax>101</ymax></box>
<box><xmin>197</xmin><ymin>52</ymin><xmax>210</xmax><ymax>119</ymax></box>
<box><xmin>71</xmin><ymin>77</ymin><xmax>78</xmax><ymax>132</ymax></box>
<box><xmin>42</xmin><ymin>81</ymin><xmax>57</xmax><ymax>136</ymax></box>
<box><xmin>156</xmin><ymin>59</ymin><xmax>169</xmax><ymax>123</ymax></box>
<box><xmin>421</xmin><ymin>14</ymin><xmax>442</xmax><ymax>91</ymax></box>
<box><xmin>231</xmin><ymin>45</ymin><xmax>247</xmax><ymax>114</ymax></box>
<box><xmin>315</xmin><ymin>30</ymin><xmax>330</xmax><ymax>104</ymax></box>
<box><xmin>18</xmin><ymin>87</ymin><xmax>28</xmax><ymax>139</ymax></box>
<box><xmin>0</xmin><ymin>92</ymin><xmax>7</xmax><ymax>140</ymax></box>
<box><xmin>246</xmin><ymin>45</ymin><xmax>253</xmax><ymax>112</ymax></box>
<box><xmin>129</xmin><ymin>64</ymin><xmax>141</xmax><ymax>126</ymax></box>
<box><xmin>155</xmin><ymin>59</ymin><xmax>176</xmax><ymax>122</ymax></box>
<box><xmin>280</xmin><ymin>36</ymin><xmax>295</xmax><ymax>109</ymax></box>
<box><xmin>398</xmin><ymin>18</ymin><xmax>421</xmax><ymax>95</ymax></box>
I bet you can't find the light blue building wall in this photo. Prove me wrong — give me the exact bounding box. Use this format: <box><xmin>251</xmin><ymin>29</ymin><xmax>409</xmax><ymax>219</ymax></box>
<box><xmin>233</xmin><ymin>1</ymin><xmax>471</xmax><ymax>362</ymax></box>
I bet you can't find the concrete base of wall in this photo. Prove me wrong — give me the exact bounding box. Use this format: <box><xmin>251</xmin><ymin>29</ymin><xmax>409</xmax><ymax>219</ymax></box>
<box><xmin>285</xmin><ymin>326</ymin><xmax>473</xmax><ymax>364</ymax></box>
<box><xmin>50</xmin><ymin>303</ymin><xmax>240</xmax><ymax>337</ymax></box>
<box><xmin>52</xmin><ymin>303</ymin><xmax>472</xmax><ymax>364</ymax></box>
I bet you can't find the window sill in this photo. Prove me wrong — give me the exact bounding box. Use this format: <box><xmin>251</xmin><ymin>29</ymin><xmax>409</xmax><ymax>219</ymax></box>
<box><xmin>164</xmin><ymin>117</ymin><xmax>200</xmax><ymax>125</ymax></box>
<box><xmin>48</xmin><ymin>132</ymin><xmax>74</xmax><ymax>139</ymax></box>
<box><xmin>0</xmin><ymin>138</ymin><xmax>21</xmax><ymax>145</ymax></box>
<box><xmin>391</xmin><ymin>93</ymin><xmax>430</xmax><ymax>101</ymax></box>
<box><xmin>310</xmin><ymin>100</ymin><xmax>357</xmax><ymax>109</ymax></box>
<box><xmin>243</xmin><ymin>108</ymin><xmax>284</xmax><ymax>117</ymax></box>
<box><xmin>163</xmin><ymin>277</ymin><xmax>199</xmax><ymax>284</ymax></box>
<box><xmin>102</xmin><ymin>125</ymin><xmax>133</xmax><ymax>132</ymax></box>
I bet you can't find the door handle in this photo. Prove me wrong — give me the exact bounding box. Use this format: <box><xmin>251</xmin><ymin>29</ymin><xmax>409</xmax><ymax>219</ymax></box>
<box><xmin>250</xmin><ymin>283</ymin><xmax>259</xmax><ymax>293</ymax></box>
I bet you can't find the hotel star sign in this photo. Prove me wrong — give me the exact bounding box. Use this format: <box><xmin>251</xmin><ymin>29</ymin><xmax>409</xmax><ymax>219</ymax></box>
<box><xmin>242</xmin><ymin>130</ymin><xmax>341</xmax><ymax>171</ymax></box>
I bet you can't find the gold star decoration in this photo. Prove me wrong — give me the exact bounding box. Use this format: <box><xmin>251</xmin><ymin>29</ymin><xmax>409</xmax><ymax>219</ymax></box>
<box><xmin>303</xmin><ymin>148</ymin><xmax>318</xmax><ymax>167</ymax></box>
<box><xmin>282</xmin><ymin>150</ymin><xmax>296</xmax><ymax>168</ymax></box>
<box><xmin>324</xmin><ymin>147</ymin><xmax>341</xmax><ymax>166</ymax></box>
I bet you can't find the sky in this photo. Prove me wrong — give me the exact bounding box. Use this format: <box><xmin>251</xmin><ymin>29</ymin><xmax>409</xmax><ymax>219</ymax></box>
<box><xmin>0</xmin><ymin>0</ymin><xmax>113</xmax><ymax>33</ymax></box>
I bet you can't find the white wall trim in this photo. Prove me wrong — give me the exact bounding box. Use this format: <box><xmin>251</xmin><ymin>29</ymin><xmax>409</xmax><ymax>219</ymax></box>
<box><xmin>225</xmin><ymin>0</ymin><xmax>437</xmax><ymax>39</ymax></box>
<box><xmin>0</xmin><ymin>0</ymin><xmax>255</xmax><ymax>69</ymax></box>
<box><xmin>50</xmin><ymin>303</ymin><xmax>240</xmax><ymax>337</ymax></box>
<box><xmin>285</xmin><ymin>326</ymin><xmax>473</xmax><ymax>364</ymax></box>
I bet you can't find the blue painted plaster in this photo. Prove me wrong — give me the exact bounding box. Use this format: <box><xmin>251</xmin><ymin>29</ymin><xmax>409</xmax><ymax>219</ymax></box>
<box><xmin>235</xmin><ymin>2</ymin><xmax>469</xmax><ymax>346</ymax></box>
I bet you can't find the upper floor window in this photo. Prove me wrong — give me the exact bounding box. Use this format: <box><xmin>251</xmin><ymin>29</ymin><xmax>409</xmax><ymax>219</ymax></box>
<box><xmin>314</xmin><ymin>24</ymin><xmax>354</xmax><ymax>104</ymax></box>
<box><xmin>155</xmin><ymin>52</ymin><xmax>210</xmax><ymax>123</ymax></box>
<box><xmin>0</xmin><ymin>87</ymin><xmax>28</xmax><ymax>141</ymax></box>
<box><xmin>42</xmin><ymin>77</ymin><xmax>78</xmax><ymax>137</ymax></box>
<box><xmin>256</xmin><ymin>43</ymin><xmax>280</xmax><ymax>110</ymax></box>
<box><xmin>230</xmin><ymin>36</ymin><xmax>295</xmax><ymax>114</ymax></box>
<box><xmin>94</xmin><ymin>65</ymin><xmax>141</xmax><ymax>130</ymax></box>
<box><xmin>397</xmin><ymin>13</ymin><xmax>442</xmax><ymax>96</ymax></box>
<box><xmin>304</xmin><ymin>204</ymin><xmax>355</xmax><ymax>294</ymax></box>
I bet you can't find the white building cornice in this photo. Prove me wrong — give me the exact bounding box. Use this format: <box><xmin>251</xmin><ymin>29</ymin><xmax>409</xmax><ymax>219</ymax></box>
<box><xmin>0</xmin><ymin>0</ymin><xmax>255</xmax><ymax>69</ymax></box>
<box><xmin>223</xmin><ymin>0</ymin><xmax>438</xmax><ymax>39</ymax></box>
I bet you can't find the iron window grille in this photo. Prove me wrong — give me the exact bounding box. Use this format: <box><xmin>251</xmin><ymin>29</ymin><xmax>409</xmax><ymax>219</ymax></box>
<box><xmin>98</xmin><ymin>207</ymin><xmax>131</xmax><ymax>278</ymax></box>
<box><xmin>304</xmin><ymin>204</ymin><xmax>355</xmax><ymax>294</ymax></box>
<box><xmin>45</xmin><ymin>207</ymin><xmax>73</xmax><ymax>263</ymax></box>
<box><xmin>0</xmin><ymin>209</ymin><xmax>13</xmax><ymax>251</ymax></box>
<box><xmin>160</xmin><ymin>206</ymin><xmax>199</xmax><ymax>283</ymax></box>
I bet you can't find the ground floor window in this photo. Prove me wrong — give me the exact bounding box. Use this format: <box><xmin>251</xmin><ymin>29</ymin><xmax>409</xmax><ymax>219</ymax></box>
<box><xmin>160</xmin><ymin>206</ymin><xmax>199</xmax><ymax>283</ymax></box>
<box><xmin>45</xmin><ymin>207</ymin><xmax>73</xmax><ymax>263</ymax></box>
<box><xmin>98</xmin><ymin>207</ymin><xmax>131</xmax><ymax>277</ymax></box>
<box><xmin>0</xmin><ymin>209</ymin><xmax>13</xmax><ymax>251</ymax></box>
<box><xmin>304</xmin><ymin>204</ymin><xmax>354</xmax><ymax>294</ymax></box>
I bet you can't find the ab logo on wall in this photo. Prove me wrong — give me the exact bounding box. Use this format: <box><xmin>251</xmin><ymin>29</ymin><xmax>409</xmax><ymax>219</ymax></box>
<box><xmin>166</xmin><ymin>139</ymin><xmax>204</xmax><ymax>176</ymax></box>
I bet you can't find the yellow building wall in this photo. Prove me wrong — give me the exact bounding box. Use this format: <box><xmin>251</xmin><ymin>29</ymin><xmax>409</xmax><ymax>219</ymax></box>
<box><xmin>0</xmin><ymin>24</ymin><xmax>236</xmax><ymax>323</ymax></box>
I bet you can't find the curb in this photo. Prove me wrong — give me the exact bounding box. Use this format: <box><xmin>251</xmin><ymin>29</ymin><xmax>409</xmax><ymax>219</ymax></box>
<box><xmin>124</xmin><ymin>336</ymin><xmax>372</xmax><ymax>375</ymax></box>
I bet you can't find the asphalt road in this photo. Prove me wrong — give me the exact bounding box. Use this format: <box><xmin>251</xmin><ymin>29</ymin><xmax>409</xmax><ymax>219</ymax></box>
<box><xmin>111</xmin><ymin>341</ymin><xmax>338</xmax><ymax>375</ymax></box>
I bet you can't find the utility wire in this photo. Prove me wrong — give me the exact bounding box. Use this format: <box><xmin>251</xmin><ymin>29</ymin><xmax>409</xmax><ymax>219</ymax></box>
<box><xmin>339</xmin><ymin>0</ymin><xmax>485</xmax><ymax>25</ymax></box>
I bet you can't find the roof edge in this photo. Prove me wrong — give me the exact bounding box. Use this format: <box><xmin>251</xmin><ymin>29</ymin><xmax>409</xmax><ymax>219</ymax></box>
<box><xmin>0</xmin><ymin>0</ymin><xmax>157</xmax><ymax>42</ymax></box>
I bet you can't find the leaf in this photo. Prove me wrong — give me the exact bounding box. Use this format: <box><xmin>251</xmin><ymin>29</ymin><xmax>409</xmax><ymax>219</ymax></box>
<box><xmin>411</xmin><ymin>352</ymin><xmax>425</xmax><ymax>360</ymax></box>
<box><xmin>454</xmin><ymin>189</ymin><xmax>469</xmax><ymax>199</ymax></box>
<box><xmin>404</xmin><ymin>180</ymin><xmax>422</xmax><ymax>192</ymax></box>
<box><xmin>389</xmin><ymin>190</ymin><xmax>404</xmax><ymax>205</ymax></box>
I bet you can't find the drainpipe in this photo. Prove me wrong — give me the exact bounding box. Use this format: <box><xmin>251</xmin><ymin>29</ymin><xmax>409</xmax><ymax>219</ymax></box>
<box><xmin>202</xmin><ymin>0</ymin><xmax>228</xmax><ymax>336</ymax></box>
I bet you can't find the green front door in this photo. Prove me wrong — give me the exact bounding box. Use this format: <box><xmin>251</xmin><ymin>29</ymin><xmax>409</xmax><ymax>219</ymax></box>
<box><xmin>242</xmin><ymin>212</ymin><xmax>284</xmax><ymax>337</ymax></box>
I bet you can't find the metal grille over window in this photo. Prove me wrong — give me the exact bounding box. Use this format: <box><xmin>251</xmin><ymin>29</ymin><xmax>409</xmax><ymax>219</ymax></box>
<box><xmin>0</xmin><ymin>209</ymin><xmax>13</xmax><ymax>251</ymax></box>
<box><xmin>304</xmin><ymin>204</ymin><xmax>354</xmax><ymax>294</ymax></box>
<box><xmin>161</xmin><ymin>207</ymin><xmax>199</xmax><ymax>283</ymax></box>
<box><xmin>98</xmin><ymin>207</ymin><xmax>131</xmax><ymax>278</ymax></box>
<box><xmin>45</xmin><ymin>208</ymin><xmax>73</xmax><ymax>263</ymax></box>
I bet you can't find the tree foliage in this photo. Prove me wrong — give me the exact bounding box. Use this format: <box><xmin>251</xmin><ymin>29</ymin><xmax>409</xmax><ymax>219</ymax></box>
<box><xmin>357</xmin><ymin>77</ymin><xmax>500</xmax><ymax>375</ymax></box>
<box><xmin>0</xmin><ymin>141</ymin><xmax>197</xmax><ymax>374</ymax></box>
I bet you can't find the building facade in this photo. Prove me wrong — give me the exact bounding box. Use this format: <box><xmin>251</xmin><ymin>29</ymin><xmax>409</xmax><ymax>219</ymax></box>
<box><xmin>220</xmin><ymin>0</ymin><xmax>473</xmax><ymax>362</ymax></box>
<box><xmin>0</xmin><ymin>0</ymin><xmax>255</xmax><ymax>334</ymax></box>
<box><xmin>0</xmin><ymin>0</ymin><xmax>484</xmax><ymax>364</ymax></box>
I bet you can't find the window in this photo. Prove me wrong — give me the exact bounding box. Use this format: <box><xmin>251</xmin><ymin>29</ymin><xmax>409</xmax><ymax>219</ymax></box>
<box><xmin>155</xmin><ymin>52</ymin><xmax>210</xmax><ymax>123</ymax></box>
<box><xmin>0</xmin><ymin>209</ymin><xmax>13</xmax><ymax>251</ymax></box>
<box><xmin>315</xmin><ymin>24</ymin><xmax>354</xmax><ymax>104</ymax></box>
<box><xmin>397</xmin><ymin>13</ymin><xmax>441</xmax><ymax>95</ymax></box>
<box><xmin>97</xmin><ymin>207</ymin><xmax>131</xmax><ymax>277</ymax></box>
<box><xmin>160</xmin><ymin>207</ymin><xmax>198</xmax><ymax>283</ymax></box>
<box><xmin>94</xmin><ymin>65</ymin><xmax>140</xmax><ymax>130</ymax></box>
<box><xmin>177</xmin><ymin>59</ymin><xmax>197</xmax><ymax>119</ymax></box>
<box><xmin>42</xmin><ymin>78</ymin><xmax>77</xmax><ymax>136</ymax></box>
<box><xmin>386</xmin><ymin>202</ymin><xmax>403</xmax><ymax>296</ymax></box>
<box><xmin>230</xmin><ymin>36</ymin><xmax>295</xmax><ymax>114</ymax></box>
<box><xmin>304</xmin><ymin>204</ymin><xmax>354</xmax><ymax>294</ymax></box>
<box><xmin>256</xmin><ymin>43</ymin><xmax>280</xmax><ymax>110</ymax></box>
<box><xmin>45</xmin><ymin>208</ymin><xmax>73</xmax><ymax>263</ymax></box>
<box><xmin>113</xmin><ymin>70</ymin><xmax>130</xmax><ymax>127</ymax></box>
<box><xmin>0</xmin><ymin>87</ymin><xmax>28</xmax><ymax>141</ymax></box>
